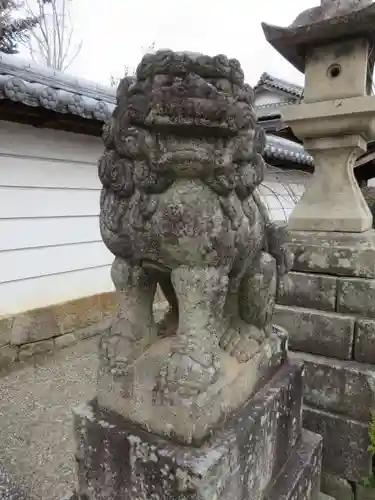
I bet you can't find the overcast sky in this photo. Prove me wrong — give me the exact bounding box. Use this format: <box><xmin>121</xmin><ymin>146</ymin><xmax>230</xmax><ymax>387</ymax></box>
<box><xmin>56</xmin><ymin>0</ymin><xmax>319</xmax><ymax>88</ymax></box>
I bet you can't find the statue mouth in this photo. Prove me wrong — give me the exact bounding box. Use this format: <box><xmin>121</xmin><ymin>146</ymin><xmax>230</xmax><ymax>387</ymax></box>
<box><xmin>143</xmin><ymin>96</ymin><xmax>246</xmax><ymax>135</ymax></box>
<box><xmin>158</xmin><ymin>149</ymin><xmax>217</xmax><ymax>172</ymax></box>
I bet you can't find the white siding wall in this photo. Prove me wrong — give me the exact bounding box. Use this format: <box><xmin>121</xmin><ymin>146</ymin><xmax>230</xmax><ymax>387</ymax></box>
<box><xmin>254</xmin><ymin>90</ymin><xmax>284</xmax><ymax>107</ymax></box>
<box><xmin>0</xmin><ymin>121</ymin><xmax>113</xmax><ymax>317</ymax></box>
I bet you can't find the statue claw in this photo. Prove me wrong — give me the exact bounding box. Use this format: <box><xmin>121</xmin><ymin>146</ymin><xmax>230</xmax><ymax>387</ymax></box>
<box><xmin>219</xmin><ymin>323</ymin><xmax>263</xmax><ymax>363</ymax></box>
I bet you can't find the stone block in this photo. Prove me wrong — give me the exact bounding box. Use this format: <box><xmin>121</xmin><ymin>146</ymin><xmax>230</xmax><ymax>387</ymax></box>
<box><xmin>8</xmin><ymin>293</ymin><xmax>116</xmax><ymax>347</ymax></box>
<box><xmin>290</xmin><ymin>352</ymin><xmax>375</xmax><ymax>421</ymax></box>
<box><xmin>0</xmin><ymin>316</ymin><xmax>13</xmax><ymax>348</ymax></box>
<box><xmin>338</xmin><ymin>277</ymin><xmax>375</xmax><ymax>318</ymax></box>
<box><xmin>278</xmin><ymin>272</ymin><xmax>337</xmax><ymax>312</ymax></box>
<box><xmin>274</xmin><ymin>305</ymin><xmax>355</xmax><ymax>360</ymax></box>
<box><xmin>263</xmin><ymin>430</ymin><xmax>322</xmax><ymax>500</ymax></box>
<box><xmin>74</xmin><ymin>363</ymin><xmax>308</xmax><ymax>500</ymax></box>
<box><xmin>355</xmin><ymin>484</ymin><xmax>375</xmax><ymax>500</ymax></box>
<box><xmin>54</xmin><ymin>333</ymin><xmax>77</xmax><ymax>350</ymax></box>
<box><xmin>54</xmin><ymin>294</ymin><xmax>105</xmax><ymax>335</ymax></box>
<box><xmin>11</xmin><ymin>309</ymin><xmax>59</xmax><ymax>345</ymax></box>
<box><xmin>303</xmin><ymin>406</ymin><xmax>371</xmax><ymax>482</ymax></box>
<box><xmin>286</xmin><ymin>230</ymin><xmax>375</xmax><ymax>279</ymax></box>
<box><xmin>355</xmin><ymin>319</ymin><xmax>375</xmax><ymax>364</ymax></box>
<box><xmin>18</xmin><ymin>340</ymin><xmax>54</xmax><ymax>361</ymax></box>
<box><xmin>74</xmin><ymin>318</ymin><xmax>112</xmax><ymax>341</ymax></box>
<box><xmin>321</xmin><ymin>472</ymin><xmax>354</xmax><ymax>500</ymax></box>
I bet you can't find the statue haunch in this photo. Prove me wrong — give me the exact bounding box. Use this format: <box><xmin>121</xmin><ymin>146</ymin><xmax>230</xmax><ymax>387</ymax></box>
<box><xmin>98</xmin><ymin>50</ymin><xmax>293</xmax><ymax>403</ymax></box>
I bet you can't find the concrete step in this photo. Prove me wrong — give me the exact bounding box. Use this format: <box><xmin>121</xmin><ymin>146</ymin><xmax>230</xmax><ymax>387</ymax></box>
<box><xmin>265</xmin><ymin>430</ymin><xmax>323</xmax><ymax>500</ymax></box>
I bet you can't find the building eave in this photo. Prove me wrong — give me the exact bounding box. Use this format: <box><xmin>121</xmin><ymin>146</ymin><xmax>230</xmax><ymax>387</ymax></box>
<box><xmin>0</xmin><ymin>53</ymin><xmax>116</xmax><ymax>124</ymax></box>
<box><xmin>254</xmin><ymin>72</ymin><xmax>303</xmax><ymax>99</ymax></box>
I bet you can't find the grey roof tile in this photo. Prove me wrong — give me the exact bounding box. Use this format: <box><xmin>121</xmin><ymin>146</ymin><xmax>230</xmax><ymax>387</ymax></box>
<box><xmin>254</xmin><ymin>72</ymin><xmax>303</xmax><ymax>98</ymax></box>
<box><xmin>0</xmin><ymin>53</ymin><xmax>116</xmax><ymax>121</ymax></box>
<box><xmin>265</xmin><ymin>135</ymin><xmax>313</xmax><ymax>166</ymax></box>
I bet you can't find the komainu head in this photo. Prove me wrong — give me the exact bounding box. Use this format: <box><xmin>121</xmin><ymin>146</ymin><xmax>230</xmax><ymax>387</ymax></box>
<box><xmin>99</xmin><ymin>50</ymin><xmax>266</xmax><ymax>210</ymax></box>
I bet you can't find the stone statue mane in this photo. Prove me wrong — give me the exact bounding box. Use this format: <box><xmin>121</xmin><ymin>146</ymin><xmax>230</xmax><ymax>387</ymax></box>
<box><xmin>97</xmin><ymin>50</ymin><xmax>293</xmax><ymax>441</ymax></box>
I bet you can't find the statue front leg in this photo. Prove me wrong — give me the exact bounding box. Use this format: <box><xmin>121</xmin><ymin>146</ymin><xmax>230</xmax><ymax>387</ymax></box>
<box><xmin>99</xmin><ymin>257</ymin><xmax>158</xmax><ymax>378</ymax></box>
<box><xmin>159</xmin><ymin>266</ymin><xmax>228</xmax><ymax>401</ymax></box>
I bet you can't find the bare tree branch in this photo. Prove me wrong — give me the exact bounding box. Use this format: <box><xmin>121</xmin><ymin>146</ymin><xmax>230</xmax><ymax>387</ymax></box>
<box><xmin>21</xmin><ymin>0</ymin><xmax>82</xmax><ymax>72</ymax></box>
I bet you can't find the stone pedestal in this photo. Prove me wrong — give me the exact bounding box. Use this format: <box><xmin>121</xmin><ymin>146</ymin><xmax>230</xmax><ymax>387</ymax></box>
<box><xmin>274</xmin><ymin>230</ymin><xmax>375</xmax><ymax>495</ymax></box>
<box><xmin>73</xmin><ymin>362</ymin><xmax>322</xmax><ymax>500</ymax></box>
<box><xmin>356</xmin><ymin>485</ymin><xmax>375</xmax><ymax>500</ymax></box>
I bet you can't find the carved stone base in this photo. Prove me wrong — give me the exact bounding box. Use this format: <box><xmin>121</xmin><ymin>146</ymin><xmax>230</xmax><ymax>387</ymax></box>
<box><xmin>97</xmin><ymin>328</ymin><xmax>286</xmax><ymax>445</ymax></box>
<box><xmin>73</xmin><ymin>362</ymin><xmax>322</xmax><ymax>500</ymax></box>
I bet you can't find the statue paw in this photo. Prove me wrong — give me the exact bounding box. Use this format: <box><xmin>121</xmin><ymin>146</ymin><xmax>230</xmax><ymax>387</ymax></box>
<box><xmin>219</xmin><ymin>324</ymin><xmax>263</xmax><ymax>363</ymax></box>
<box><xmin>158</xmin><ymin>344</ymin><xmax>220</xmax><ymax>403</ymax></box>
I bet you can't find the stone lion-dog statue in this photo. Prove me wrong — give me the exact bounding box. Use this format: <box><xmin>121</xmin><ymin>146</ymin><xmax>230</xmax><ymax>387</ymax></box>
<box><xmin>97</xmin><ymin>50</ymin><xmax>293</xmax><ymax>441</ymax></box>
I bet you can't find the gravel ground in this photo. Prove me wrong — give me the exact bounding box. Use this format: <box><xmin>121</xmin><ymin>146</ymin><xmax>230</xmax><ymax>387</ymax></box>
<box><xmin>0</xmin><ymin>338</ymin><xmax>99</xmax><ymax>500</ymax></box>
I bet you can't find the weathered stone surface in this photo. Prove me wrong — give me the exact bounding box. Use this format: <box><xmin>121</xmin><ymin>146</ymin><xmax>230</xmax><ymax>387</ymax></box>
<box><xmin>355</xmin><ymin>318</ymin><xmax>375</xmax><ymax>364</ymax></box>
<box><xmin>278</xmin><ymin>271</ymin><xmax>337</xmax><ymax>311</ymax></box>
<box><xmin>18</xmin><ymin>340</ymin><xmax>54</xmax><ymax>361</ymax></box>
<box><xmin>74</xmin><ymin>318</ymin><xmax>112</xmax><ymax>342</ymax></box>
<box><xmin>0</xmin><ymin>316</ymin><xmax>13</xmax><ymax>348</ymax></box>
<box><xmin>321</xmin><ymin>472</ymin><xmax>354</xmax><ymax>500</ymax></box>
<box><xmin>264</xmin><ymin>431</ymin><xmax>322</xmax><ymax>500</ymax></box>
<box><xmin>338</xmin><ymin>277</ymin><xmax>375</xmax><ymax>318</ymax></box>
<box><xmin>290</xmin><ymin>351</ymin><xmax>375</xmax><ymax>421</ymax></box>
<box><xmin>303</xmin><ymin>406</ymin><xmax>371</xmax><ymax>482</ymax></box>
<box><xmin>74</xmin><ymin>363</ymin><xmax>314</xmax><ymax>500</ymax></box>
<box><xmin>355</xmin><ymin>484</ymin><xmax>375</xmax><ymax>500</ymax></box>
<box><xmin>274</xmin><ymin>305</ymin><xmax>355</xmax><ymax>359</ymax></box>
<box><xmin>0</xmin><ymin>346</ymin><xmax>18</xmax><ymax>371</ymax></box>
<box><xmin>54</xmin><ymin>334</ymin><xmax>77</xmax><ymax>350</ymax></box>
<box><xmin>285</xmin><ymin>230</ymin><xmax>375</xmax><ymax>279</ymax></box>
<box><xmin>97</xmin><ymin>50</ymin><xmax>294</xmax><ymax>442</ymax></box>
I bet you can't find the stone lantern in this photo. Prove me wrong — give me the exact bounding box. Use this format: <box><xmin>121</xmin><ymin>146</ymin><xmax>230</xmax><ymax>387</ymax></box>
<box><xmin>262</xmin><ymin>4</ymin><xmax>375</xmax><ymax>495</ymax></box>
<box><xmin>262</xmin><ymin>0</ymin><xmax>375</xmax><ymax>277</ymax></box>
